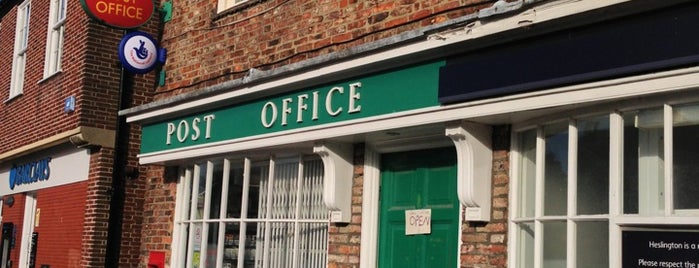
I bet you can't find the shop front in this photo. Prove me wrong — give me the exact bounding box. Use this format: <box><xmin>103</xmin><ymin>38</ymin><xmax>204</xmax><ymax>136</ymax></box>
<box><xmin>124</xmin><ymin>1</ymin><xmax>699</xmax><ymax>267</ymax></box>
<box><xmin>126</xmin><ymin>56</ymin><xmax>494</xmax><ymax>268</ymax></box>
<box><xmin>0</xmin><ymin>144</ymin><xmax>91</xmax><ymax>268</ymax></box>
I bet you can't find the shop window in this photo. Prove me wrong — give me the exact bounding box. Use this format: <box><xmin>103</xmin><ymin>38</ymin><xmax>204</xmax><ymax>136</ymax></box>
<box><xmin>173</xmin><ymin>155</ymin><xmax>328</xmax><ymax>268</ymax></box>
<box><xmin>512</xmin><ymin>103</ymin><xmax>699</xmax><ymax>267</ymax></box>
<box><xmin>44</xmin><ymin>0</ymin><xmax>65</xmax><ymax>77</ymax></box>
<box><xmin>513</xmin><ymin>116</ymin><xmax>610</xmax><ymax>267</ymax></box>
<box><xmin>9</xmin><ymin>0</ymin><xmax>30</xmax><ymax>99</ymax></box>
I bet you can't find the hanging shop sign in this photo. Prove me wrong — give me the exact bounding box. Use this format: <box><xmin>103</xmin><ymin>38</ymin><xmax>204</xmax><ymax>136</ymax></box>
<box><xmin>118</xmin><ymin>31</ymin><xmax>159</xmax><ymax>74</ymax></box>
<box><xmin>80</xmin><ymin>0</ymin><xmax>154</xmax><ymax>29</ymax></box>
<box><xmin>139</xmin><ymin>61</ymin><xmax>445</xmax><ymax>154</ymax></box>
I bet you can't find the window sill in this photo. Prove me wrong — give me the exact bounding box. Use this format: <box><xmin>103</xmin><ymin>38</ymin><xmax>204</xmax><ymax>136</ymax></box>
<box><xmin>5</xmin><ymin>93</ymin><xmax>23</xmax><ymax>104</ymax></box>
<box><xmin>38</xmin><ymin>70</ymin><xmax>62</xmax><ymax>84</ymax></box>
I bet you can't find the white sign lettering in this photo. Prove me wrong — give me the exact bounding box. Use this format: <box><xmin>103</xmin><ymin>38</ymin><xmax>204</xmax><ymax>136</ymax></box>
<box><xmin>260</xmin><ymin>82</ymin><xmax>362</xmax><ymax>128</ymax></box>
<box><xmin>166</xmin><ymin>114</ymin><xmax>215</xmax><ymax>145</ymax></box>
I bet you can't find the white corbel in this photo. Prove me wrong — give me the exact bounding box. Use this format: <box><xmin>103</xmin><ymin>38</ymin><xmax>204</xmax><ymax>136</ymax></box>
<box><xmin>446</xmin><ymin>121</ymin><xmax>493</xmax><ymax>222</ymax></box>
<box><xmin>313</xmin><ymin>142</ymin><xmax>354</xmax><ymax>223</ymax></box>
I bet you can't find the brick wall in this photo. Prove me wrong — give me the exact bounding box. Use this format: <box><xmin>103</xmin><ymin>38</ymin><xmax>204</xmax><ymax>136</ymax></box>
<box><xmin>460</xmin><ymin>125</ymin><xmax>510</xmax><ymax>268</ymax></box>
<box><xmin>155</xmin><ymin>0</ymin><xmax>496</xmax><ymax>99</ymax></box>
<box><xmin>0</xmin><ymin>194</ymin><xmax>27</xmax><ymax>267</ymax></box>
<box><xmin>327</xmin><ymin>143</ymin><xmax>365</xmax><ymax>268</ymax></box>
<box><xmin>139</xmin><ymin>165</ymin><xmax>177</xmax><ymax>266</ymax></box>
<box><xmin>323</xmin><ymin>127</ymin><xmax>511</xmax><ymax>268</ymax></box>
<box><xmin>34</xmin><ymin>182</ymin><xmax>89</xmax><ymax>268</ymax></box>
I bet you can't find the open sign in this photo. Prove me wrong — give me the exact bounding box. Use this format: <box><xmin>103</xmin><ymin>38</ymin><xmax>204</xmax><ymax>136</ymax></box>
<box><xmin>405</xmin><ymin>209</ymin><xmax>431</xmax><ymax>235</ymax></box>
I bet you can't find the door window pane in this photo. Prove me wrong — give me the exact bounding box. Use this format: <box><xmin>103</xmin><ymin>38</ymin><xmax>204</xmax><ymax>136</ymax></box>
<box><xmin>673</xmin><ymin>104</ymin><xmax>699</xmax><ymax>209</ymax></box>
<box><xmin>544</xmin><ymin>123</ymin><xmax>568</xmax><ymax>216</ymax></box>
<box><xmin>577</xmin><ymin>116</ymin><xmax>609</xmax><ymax>215</ymax></box>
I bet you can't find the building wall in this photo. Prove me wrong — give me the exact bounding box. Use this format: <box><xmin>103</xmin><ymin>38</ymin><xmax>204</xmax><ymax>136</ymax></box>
<box><xmin>0</xmin><ymin>0</ymin><xmax>158</xmax><ymax>267</ymax></box>
<box><xmin>33</xmin><ymin>182</ymin><xmax>88</xmax><ymax>268</ymax></box>
<box><xmin>0</xmin><ymin>194</ymin><xmax>27</xmax><ymax>267</ymax></box>
<box><xmin>155</xmin><ymin>0</ymin><xmax>496</xmax><ymax>99</ymax></box>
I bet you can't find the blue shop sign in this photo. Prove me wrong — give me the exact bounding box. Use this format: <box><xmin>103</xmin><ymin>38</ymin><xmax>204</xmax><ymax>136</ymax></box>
<box><xmin>8</xmin><ymin>157</ymin><xmax>51</xmax><ymax>190</ymax></box>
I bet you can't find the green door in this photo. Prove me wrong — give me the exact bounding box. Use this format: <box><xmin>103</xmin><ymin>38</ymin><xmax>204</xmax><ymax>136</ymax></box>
<box><xmin>378</xmin><ymin>147</ymin><xmax>460</xmax><ymax>268</ymax></box>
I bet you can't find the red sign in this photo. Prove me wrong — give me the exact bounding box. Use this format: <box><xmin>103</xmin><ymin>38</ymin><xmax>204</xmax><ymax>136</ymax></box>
<box><xmin>80</xmin><ymin>0</ymin><xmax>154</xmax><ymax>29</ymax></box>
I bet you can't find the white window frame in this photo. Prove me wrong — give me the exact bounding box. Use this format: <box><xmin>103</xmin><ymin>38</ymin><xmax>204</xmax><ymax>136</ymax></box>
<box><xmin>171</xmin><ymin>155</ymin><xmax>329</xmax><ymax>268</ymax></box>
<box><xmin>43</xmin><ymin>0</ymin><xmax>66</xmax><ymax>78</ymax></box>
<box><xmin>217</xmin><ymin>0</ymin><xmax>252</xmax><ymax>13</ymax></box>
<box><xmin>509</xmin><ymin>102</ymin><xmax>699</xmax><ymax>268</ymax></box>
<box><xmin>18</xmin><ymin>193</ymin><xmax>36</xmax><ymax>268</ymax></box>
<box><xmin>9</xmin><ymin>0</ymin><xmax>31</xmax><ymax>99</ymax></box>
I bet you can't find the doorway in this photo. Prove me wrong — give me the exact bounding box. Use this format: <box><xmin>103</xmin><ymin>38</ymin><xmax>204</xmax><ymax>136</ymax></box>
<box><xmin>377</xmin><ymin>147</ymin><xmax>460</xmax><ymax>268</ymax></box>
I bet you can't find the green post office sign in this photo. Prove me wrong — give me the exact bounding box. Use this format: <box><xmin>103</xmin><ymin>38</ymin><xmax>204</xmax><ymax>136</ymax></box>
<box><xmin>140</xmin><ymin>61</ymin><xmax>445</xmax><ymax>154</ymax></box>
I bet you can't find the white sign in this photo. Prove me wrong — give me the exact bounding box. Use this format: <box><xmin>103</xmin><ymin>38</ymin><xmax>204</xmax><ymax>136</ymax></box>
<box><xmin>405</xmin><ymin>209</ymin><xmax>431</xmax><ymax>235</ymax></box>
<box><xmin>0</xmin><ymin>147</ymin><xmax>90</xmax><ymax>195</ymax></box>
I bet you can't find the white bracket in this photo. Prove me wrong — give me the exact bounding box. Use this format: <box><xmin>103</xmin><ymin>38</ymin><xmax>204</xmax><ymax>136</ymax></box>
<box><xmin>446</xmin><ymin>121</ymin><xmax>493</xmax><ymax>222</ymax></box>
<box><xmin>313</xmin><ymin>142</ymin><xmax>354</xmax><ymax>223</ymax></box>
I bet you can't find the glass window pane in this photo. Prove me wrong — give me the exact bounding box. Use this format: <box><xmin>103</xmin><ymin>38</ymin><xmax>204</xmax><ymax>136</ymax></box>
<box><xmin>249</xmin><ymin>162</ymin><xmax>267</xmax><ymax>219</ymax></box>
<box><xmin>544</xmin><ymin>123</ymin><xmax>568</xmax><ymax>216</ymax></box>
<box><xmin>673</xmin><ymin>104</ymin><xmax>699</xmax><ymax>209</ymax></box>
<box><xmin>301</xmin><ymin>158</ymin><xmax>325</xmax><ymax>220</ymax></box>
<box><xmin>205</xmin><ymin>223</ymin><xmax>220</xmax><ymax>268</ymax></box>
<box><xmin>543</xmin><ymin>221</ymin><xmax>567</xmax><ymax>268</ymax></box>
<box><xmin>577</xmin><ymin>116</ymin><xmax>609</xmax><ymax>215</ymax></box>
<box><xmin>297</xmin><ymin>222</ymin><xmax>328</xmax><ymax>267</ymax></box>
<box><xmin>636</xmin><ymin>108</ymin><xmax>665</xmax><ymax>215</ymax></box>
<box><xmin>517</xmin><ymin>222</ymin><xmax>535</xmax><ymax>268</ymax></box>
<box><xmin>222</xmin><ymin>223</ymin><xmax>241</xmax><ymax>267</ymax></box>
<box><xmin>518</xmin><ymin>129</ymin><xmax>537</xmax><ymax>218</ymax></box>
<box><xmin>194</xmin><ymin>163</ymin><xmax>207</xmax><ymax>220</ymax></box>
<box><xmin>209</xmin><ymin>161</ymin><xmax>224</xmax><ymax>219</ymax></box>
<box><xmin>226</xmin><ymin>164</ymin><xmax>244</xmax><ymax>219</ymax></box>
<box><xmin>242</xmin><ymin>222</ymin><xmax>258</xmax><ymax>267</ymax></box>
<box><xmin>189</xmin><ymin>223</ymin><xmax>203</xmax><ymax>268</ymax></box>
<box><xmin>623</xmin><ymin>113</ymin><xmax>639</xmax><ymax>214</ymax></box>
<box><xmin>576</xmin><ymin>221</ymin><xmax>608</xmax><ymax>267</ymax></box>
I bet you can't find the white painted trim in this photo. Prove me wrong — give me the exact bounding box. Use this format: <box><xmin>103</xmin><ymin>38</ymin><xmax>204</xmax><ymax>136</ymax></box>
<box><xmin>567</xmin><ymin>120</ymin><xmax>577</xmax><ymax>268</ymax></box>
<box><xmin>359</xmin><ymin>147</ymin><xmax>380</xmax><ymax>268</ymax></box>
<box><xmin>313</xmin><ymin>142</ymin><xmax>353</xmax><ymax>223</ymax></box>
<box><xmin>126</xmin><ymin>0</ymin><xmax>633</xmax><ymax>124</ymax></box>
<box><xmin>445</xmin><ymin>121</ymin><xmax>492</xmax><ymax>221</ymax></box>
<box><xmin>609</xmin><ymin>113</ymin><xmax>623</xmax><ymax>268</ymax></box>
<box><xmin>663</xmin><ymin>104</ymin><xmax>673</xmax><ymax>216</ymax></box>
<box><xmin>137</xmin><ymin>66</ymin><xmax>699</xmax><ymax>165</ymax></box>
<box><xmin>507</xmin><ymin>131</ymin><xmax>520</xmax><ymax>268</ymax></box>
<box><xmin>18</xmin><ymin>193</ymin><xmax>36</xmax><ymax>268</ymax></box>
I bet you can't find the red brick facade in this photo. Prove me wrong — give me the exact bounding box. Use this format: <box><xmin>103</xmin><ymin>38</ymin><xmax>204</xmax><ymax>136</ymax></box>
<box><xmin>0</xmin><ymin>0</ymin><xmax>156</xmax><ymax>266</ymax></box>
<box><xmin>154</xmin><ymin>0</ymin><xmax>495</xmax><ymax>99</ymax></box>
<box><xmin>136</xmin><ymin>0</ymin><xmax>514</xmax><ymax>267</ymax></box>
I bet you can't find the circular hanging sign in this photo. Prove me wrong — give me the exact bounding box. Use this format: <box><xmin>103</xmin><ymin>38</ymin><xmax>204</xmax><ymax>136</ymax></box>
<box><xmin>118</xmin><ymin>31</ymin><xmax>158</xmax><ymax>74</ymax></box>
<box><xmin>80</xmin><ymin>0</ymin><xmax>154</xmax><ymax>29</ymax></box>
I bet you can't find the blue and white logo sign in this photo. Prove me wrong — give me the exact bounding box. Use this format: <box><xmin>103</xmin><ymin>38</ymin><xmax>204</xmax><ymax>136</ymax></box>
<box><xmin>119</xmin><ymin>31</ymin><xmax>158</xmax><ymax>74</ymax></box>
